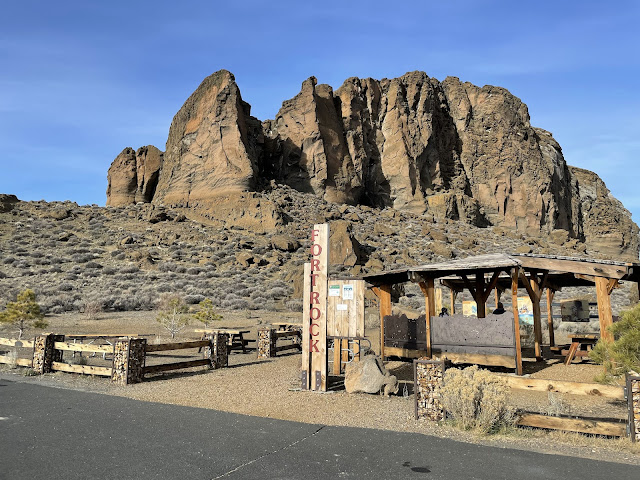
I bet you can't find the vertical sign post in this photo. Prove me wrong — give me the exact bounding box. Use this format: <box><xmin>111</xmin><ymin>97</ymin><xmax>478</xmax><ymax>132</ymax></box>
<box><xmin>301</xmin><ymin>262</ymin><xmax>311</xmax><ymax>389</ymax></box>
<box><xmin>302</xmin><ymin>223</ymin><xmax>329</xmax><ymax>391</ymax></box>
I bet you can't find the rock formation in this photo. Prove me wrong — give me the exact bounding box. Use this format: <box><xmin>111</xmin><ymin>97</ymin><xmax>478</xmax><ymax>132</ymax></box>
<box><xmin>106</xmin><ymin>145</ymin><xmax>163</xmax><ymax>206</ymax></box>
<box><xmin>152</xmin><ymin>70</ymin><xmax>262</xmax><ymax>207</ymax></box>
<box><xmin>106</xmin><ymin>70</ymin><xmax>639</xmax><ymax>259</ymax></box>
<box><xmin>570</xmin><ymin>167</ymin><xmax>639</xmax><ymax>259</ymax></box>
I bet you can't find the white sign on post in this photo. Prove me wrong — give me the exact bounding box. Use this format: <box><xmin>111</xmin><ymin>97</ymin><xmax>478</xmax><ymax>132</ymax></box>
<box><xmin>342</xmin><ymin>284</ymin><xmax>354</xmax><ymax>300</ymax></box>
<box><xmin>329</xmin><ymin>285</ymin><xmax>340</xmax><ymax>297</ymax></box>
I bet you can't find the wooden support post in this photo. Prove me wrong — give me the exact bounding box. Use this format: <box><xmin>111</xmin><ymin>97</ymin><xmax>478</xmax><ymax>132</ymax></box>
<box><xmin>511</xmin><ymin>268</ymin><xmax>523</xmax><ymax>376</ymax></box>
<box><xmin>449</xmin><ymin>288</ymin><xmax>456</xmax><ymax>315</ymax></box>
<box><xmin>547</xmin><ymin>289</ymin><xmax>555</xmax><ymax>348</ymax></box>
<box><xmin>332</xmin><ymin>339</ymin><xmax>341</xmax><ymax>375</ymax></box>
<box><xmin>595</xmin><ymin>277</ymin><xmax>614</xmax><ymax>342</ymax></box>
<box><xmin>475</xmin><ymin>273</ymin><xmax>486</xmax><ymax>318</ymax></box>
<box><xmin>379</xmin><ymin>285</ymin><xmax>392</xmax><ymax>360</ymax></box>
<box><xmin>530</xmin><ymin>278</ymin><xmax>543</xmax><ymax>361</ymax></box>
<box><xmin>419</xmin><ymin>280</ymin><xmax>435</xmax><ymax>358</ymax></box>
<box><xmin>495</xmin><ymin>289</ymin><xmax>500</xmax><ymax>310</ymax></box>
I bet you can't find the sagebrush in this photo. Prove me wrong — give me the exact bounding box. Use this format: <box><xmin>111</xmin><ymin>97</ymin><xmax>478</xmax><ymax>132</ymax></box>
<box><xmin>438</xmin><ymin>365</ymin><xmax>514</xmax><ymax>434</ymax></box>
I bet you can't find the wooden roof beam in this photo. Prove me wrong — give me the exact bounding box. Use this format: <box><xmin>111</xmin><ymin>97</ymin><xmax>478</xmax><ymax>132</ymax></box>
<box><xmin>516</xmin><ymin>256</ymin><xmax>631</xmax><ymax>280</ymax></box>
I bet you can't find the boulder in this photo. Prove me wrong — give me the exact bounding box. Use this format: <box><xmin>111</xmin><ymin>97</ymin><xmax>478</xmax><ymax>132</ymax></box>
<box><xmin>329</xmin><ymin>220</ymin><xmax>365</xmax><ymax>267</ymax></box>
<box><xmin>344</xmin><ymin>355</ymin><xmax>399</xmax><ymax>396</ymax></box>
<box><xmin>271</xmin><ymin>234</ymin><xmax>300</xmax><ymax>252</ymax></box>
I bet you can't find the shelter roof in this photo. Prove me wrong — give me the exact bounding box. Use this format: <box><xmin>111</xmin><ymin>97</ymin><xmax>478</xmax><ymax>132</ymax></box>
<box><xmin>362</xmin><ymin>252</ymin><xmax>639</xmax><ymax>287</ymax></box>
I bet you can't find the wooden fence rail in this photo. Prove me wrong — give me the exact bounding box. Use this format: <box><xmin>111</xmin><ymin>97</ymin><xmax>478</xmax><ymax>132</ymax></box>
<box><xmin>0</xmin><ymin>355</ymin><xmax>33</xmax><ymax>367</ymax></box>
<box><xmin>516</xmin><ymin>413</ymin><xmax>626</xmax><ymax>437</ymax></box>
<box><xmin>143</xmin><ymin>359</ymin><xmax>211</xmax><ymax>375</ymax></box>
<box><xmin>145</xmin><ymin>340</ymin><xmax>209</xmax><ymax>353</ymax></box>
<box><xmin>0</xmin><ymin>338</ymin><xmax>35</xmax><ymax>348</ymax></box>
<box><xmin>501</xmin><ymin>375</ymin><xmax>624</xmax><ymax>400</ymax></box>
<box><xmin>51</xmin><ymin>362</ymin><xmax>113</xmax><ymax>377</ymax></box>
<box><xmin>53</xmin><ymin>342</ymin><xmax>113</xmax><ymax>354</ymax></box>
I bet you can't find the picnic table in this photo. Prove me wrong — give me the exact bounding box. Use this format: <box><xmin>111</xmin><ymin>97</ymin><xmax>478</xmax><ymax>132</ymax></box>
<box><xmin>563</xmin><ymin>333</ymin><xmax>600</xmax><ymax>365</ymax></box>
<box><xmin>195</xmin><ymin>329</ymin><xmax>252</xmax><ymax>353</ymax></box>
<box><xmin>271</xmin><ymin>322</ymin><xmax>302</xmax><ymax>332</ymax></box>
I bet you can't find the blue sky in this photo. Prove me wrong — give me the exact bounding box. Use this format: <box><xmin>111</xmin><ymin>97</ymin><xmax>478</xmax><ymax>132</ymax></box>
<box><xmin>0</xmin><ymin>1</ymin><xmax>638</xmax><ymax>222</ymax></box>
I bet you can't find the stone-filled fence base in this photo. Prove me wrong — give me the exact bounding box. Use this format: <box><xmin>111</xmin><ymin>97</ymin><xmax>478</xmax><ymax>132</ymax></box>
<box><xmin>413</xmin><ymin>359</ymin><xmax>448</xmax><ymax>421</ymax></box>
<box><xmin>257</xmin><ymin>328</ymin><xmax>277</xmax><ymax>359</ymax></box>
<box><xmin>203</xmin><ymin>332</ymin><xmax>229</xmax><ymax>369</ymax></box>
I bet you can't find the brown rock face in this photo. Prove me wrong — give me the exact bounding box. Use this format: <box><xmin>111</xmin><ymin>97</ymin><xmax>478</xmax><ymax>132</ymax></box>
<box><xmin>152</xmin><ymin>70</ymin><xmax>262</xmax><ymax>206</ymax></box>
<box><xmin>105</xmin><ymin>70</ymin><xmax>638</xmax><ymax>259</ymax></box>
<box><xmin>265</xmin><ymin>72</ymin><xmax>580</xmax><ymax>236</ymax></box>
<box><xmin>570</xmin><ymin>167</ymin><xmax>639</xmax><ymax>261</ymax></box>
<box><xmin>106</xmin><ymin>146</ymin><xmax>163</xmax><ymax>206</ymax></box>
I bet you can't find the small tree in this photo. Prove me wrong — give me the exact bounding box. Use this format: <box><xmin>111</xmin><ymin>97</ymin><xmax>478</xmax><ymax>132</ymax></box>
<box><xmin>591</xmin><ymin>302</ymin><xmax>640</xmax><ymax>381</ymax></box>
<box><xmin>156</xmin><ymin>296</ymin><xmax>190</xmax><ymax>339</ymax></box>
<box><xmin>0</xmin><ymin>289</ymin><xmax>47</xmax><ymax>339</ymax></box>
<box><xmin>193</xmin><ymin>298</ymin><xmax>223</xmax><ymax>328</ymax></box>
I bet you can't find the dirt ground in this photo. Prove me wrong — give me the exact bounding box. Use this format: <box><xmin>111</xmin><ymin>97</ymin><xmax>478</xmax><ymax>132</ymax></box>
<box><xmin>1</xmin><ymin>309</ymin><xmax>639</xmax><ymax>466</ymax></box>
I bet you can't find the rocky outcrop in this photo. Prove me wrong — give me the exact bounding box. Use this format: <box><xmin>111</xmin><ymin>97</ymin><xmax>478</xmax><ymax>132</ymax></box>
<box><xmin>0</xmin><ymin>194</ymin><xmax>19</xmax><ymax>213</ymax></box>
<box><xmin>570</xmin><ymin>167</ymin><xmax>639</xmax><ymax>261</ymax></box>
<box><xmin>106</xmin><ymin>70</ymin><xmax>638</xmax><ymax>259</ymax></box>
<box><xmin>106</xmin><ymin>146</ymin><xmax>163</xmax><ymax>206</ymax></box>
<box><xmin>152</xmin><ymin>70</ymin><xmax>262</xmax><ymax>206</ymax></box>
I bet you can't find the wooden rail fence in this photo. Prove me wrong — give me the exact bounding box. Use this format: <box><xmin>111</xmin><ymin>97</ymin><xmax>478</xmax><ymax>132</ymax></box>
<box><xmin>415</xmin><ymin>362</ymin><xmax>639</xmax><ymax>441</ymax></box>
<box><xmin>0</xmin><ymin>332</ymin><xmax>230</xmax><ymax>385</ymax></box>
<box><xmin>144</xmin><ymin>340</ymin><xmax>212</xmax><ymax>375</ymax></box>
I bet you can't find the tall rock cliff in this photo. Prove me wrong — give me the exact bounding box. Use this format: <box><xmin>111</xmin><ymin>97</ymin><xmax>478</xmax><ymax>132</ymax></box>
<box><xmin>106</xmin><ymin>70</ymin><xmax>639</xmax><ymax>260</ymax></box>
<box><xmin>152</xmin><ymin>70</ymin><xmax>263</xmax><ymax>206</ymax></box>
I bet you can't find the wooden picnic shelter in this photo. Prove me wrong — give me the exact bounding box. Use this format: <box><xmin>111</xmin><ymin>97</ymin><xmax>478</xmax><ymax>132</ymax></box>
<box><xmin>364</xmin><ymin>253</ymin><xmax>640</xmax><ymax>375</ymax></box>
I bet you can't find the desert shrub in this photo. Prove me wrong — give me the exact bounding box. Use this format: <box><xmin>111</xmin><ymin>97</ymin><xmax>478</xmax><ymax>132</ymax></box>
<box><xmin>71</xmin><ymin>253</ymin><xmax>94</xmax><ymax>263</ymax></box>
<box><xmin>103</xmin><ymin>267</ymin><xmax>116</xmax><ymax>275</ymax></box>
<box><xmin>591</xmin><ymin>302</ymin><xmax>640</xmax><ymax>381</ymax></box>
<box><xmin>438</xmin><ymin>366</ymin><xmax>514</xmax><ymax>434</ymax></box>
<box><xmin>175</xmin><ymin>266</ymin><xmax>187</xmax><ymax>274</ymax></box>
<box><xmin>186</xmin><ymin>267</ymin><xmax>202</xmax><ymax>275</ymax></box>
<box><xmin>121</xmin><ymin>264</ymin><xmax>139</xmax><ymax>274</ymax></box>
<box><xmin>0</xmin><ymin>271</ymin><xmax>6</xmax><ymax>279</ymax></box>
<box><xmin>58</xmin><ymin>283</ymin><xmax>74</xmax><ymax>292</ymax></box>
<box><xmin>84</xmin><ymin>261</ymin><xmax>102</xmax><ymax>269</ymax></box>
<box><xmin>285</xmin><ymin>299</ymin><xmax>303</xmax><ymax>312</ymax></box>
<box><xmin>156</xmin><ymin>296</ymin><xmax>190</xmax><ymax>338</ymax></box>
<box><xmin>184</xmin><ymin>294</ymin><xmax>205</xmax><ymax>305</ymax></box>
<box><xmin>267</xmin><ymin>287</ymin><xmax>288</xmax><ymax>298</ymax></box>
<box><xmin>83</xmin><ymin>298</ymin><xmax>103</xmax><ymax>319</ymax></box>
<box><xmin>221</xmin><ymin>298</ymin><xmax>249</xmax><ymax>310</ymax></box>
<box><xmin>158</xmin><ymin>262</ymin><xmax>177</xmax><ymax>273</ymax></box>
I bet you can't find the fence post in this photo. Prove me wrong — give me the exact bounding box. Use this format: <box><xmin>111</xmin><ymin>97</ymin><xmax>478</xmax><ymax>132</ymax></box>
<box><xmin>112</xmin><ymin>337</ymin><xmax>146</xmax><ymax>385</ymax></box>
<box><xmin>32</xmin><ymin>333</ymin><xmax>64</xmax><ymax>373</ymax></box>
<box><xmin>204</xmin><ymin>332</ymin><xmax>228</xmax><ymax>369</ymax></box>
<box><xmin>414</xmin><ymin>359</ymin><xmax>447</xmax><ymax>421</ymax></box>
<box><xmin>627</xmin><ymin>374</ymin><xmax>640</xmax><ymax>442</ymax></box>
<box><xmin>257</xmin><ymin>327</ymin><xmax>276</xmax><ymax>359</ymax></box>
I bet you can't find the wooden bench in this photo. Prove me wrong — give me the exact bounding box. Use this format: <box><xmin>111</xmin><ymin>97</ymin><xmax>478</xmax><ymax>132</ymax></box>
<box><xmin>563</xmin><ymin>333</ymin><xmax>600</xmax><ymax>365</ymax></box>
<box><xmin>195</xmin><ymin>329</ymin><xmax>252</xmax><ymax>353</ymax></box>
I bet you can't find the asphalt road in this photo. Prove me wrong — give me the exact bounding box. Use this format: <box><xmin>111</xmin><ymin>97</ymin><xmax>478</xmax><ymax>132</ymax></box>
<box><xmin>0</xmin><ymin>377</ymin><xmax>636</xmax><ymax>479</ymax></box>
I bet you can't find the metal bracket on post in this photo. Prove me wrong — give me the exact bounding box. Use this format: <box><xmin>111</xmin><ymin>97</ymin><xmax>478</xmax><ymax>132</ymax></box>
<box><xmin>301</xmin><ymin>371</ymin><xmax>308</xmax><ymax>390</ymax></box>
<box><xmin>315</xmin><ymin>370</ymin><xmax>322</xmax><ymax>391</ymax></box>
